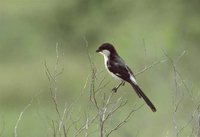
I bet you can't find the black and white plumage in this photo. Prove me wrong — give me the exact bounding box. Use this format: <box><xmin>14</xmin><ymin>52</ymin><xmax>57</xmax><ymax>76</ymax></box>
<box><xmin>96</xmin><ymin>43</ymin><xmax>156</xmax><ymax>112</ymax></box>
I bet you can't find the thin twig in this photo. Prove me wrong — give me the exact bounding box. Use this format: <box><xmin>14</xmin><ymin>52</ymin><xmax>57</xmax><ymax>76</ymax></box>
<box><xmin>85</xmin><ymin>42</ymin><xmax>99</xmax><ymax>110</ymax></box>
<box><xmin>14</xmin><ymin>98</ymin><xmax>34</xmax><ymax>137</ymax></box>
<box><xmin>45</xmin><ymin>45</ymin><xmax>67</xmax><ymax>137</ymax></box>
<box><xmin>162</xmin><ymin>49</ymin><xmax>194</xmax><ymax>137</ymax></box>
<box><xmin>74</xmin><ymin>114</ymin><xmax>98</xmax><ymax>137</ymax></box>
<box><xmin>84</xmin><ymin>117</ymin><xmax>89</xmax><ymax>137</ymax></box>
<box><xmin>106</xmin><ymin>104</ymin><xmax>144</xmax><ymax>137</ymax></box>
<box><xmin>135</xmin><ymin>59</ymin><xmax>168</xmax><ymax>76</ymax></box>
<box><xmin>100</xmin><ymin>92</ymin><xmax>115</xmax><ymax>137</ymax></box>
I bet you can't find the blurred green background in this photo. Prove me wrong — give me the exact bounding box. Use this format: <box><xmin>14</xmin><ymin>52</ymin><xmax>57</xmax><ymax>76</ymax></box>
<box><xmin>0</xmin><ymin>0</ymin><xmax>200</xmax><ymax>137</ymax></box>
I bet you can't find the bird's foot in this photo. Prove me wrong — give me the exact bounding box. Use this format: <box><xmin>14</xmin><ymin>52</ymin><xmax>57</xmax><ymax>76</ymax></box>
<box><xmin>112</xmin><ymin>81</ymin><xmax>125</xmax><ymax>93</ymax></box>
<box><xmin>112</xmin><ymin>87</ymin><xmax>118</xmax><ymax>93</ymax></box>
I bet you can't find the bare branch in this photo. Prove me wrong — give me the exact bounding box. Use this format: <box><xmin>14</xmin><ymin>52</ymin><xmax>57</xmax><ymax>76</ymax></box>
<box><xmin>84</xmin><ymin>41</ymin><xmax>99</xmax><ymax>110</ymax></box>
<box><xmin>74</xmin><ymin>114</ymin><xmax>98</xmax><ymax>137</ymax></box>
<box><xmin>58</xmin><ymin>103</ymin><xmax>68</xmax><ymax>137</ymax></box>
<box><xmin>100</xmin><ymin>92</ymin><xmax>115</xmax><ymax>137</ymax></box>
<box><xmin>84</xmin><ymin>117</ymin><xmax>89</xmax><ymax>137</ymax></box>
<box><xmin>104</xmin><ymin>99</ymin><xmax>127</xmax><ymax>122</ymax></box>
<box><xmin>106</xmin><ymin>104</ymin><xmax>144</xmax><ymax>137</ymax></box>
<box><xmin>45</xmin><ymin>44</ymin><xmax>67</xmax><ymax>137</ymax></box>
<box><xmin>175</xmin><ymin>50</ymin><xmax>186</xmax><ymax>64</ymax></box>
<box><xmin>14</xmin><ymin>98</ymin><xmax>34</xmax><ymax>137</ymax></box>
<box><xmin>162</xmin><ymin>49</ymin><xmax>196</xmax><ymax>137</ymax></box>
<box><xmin>52</xmin><ymin>120</ymin><xmax>57</xmax><ymax>137</ymax></box>
<box><xmin>135</xmin><ymin>59</ymin><xmax>168</xmax><ymax>76</ymax></box>
<box><xmin>142</xmin><ymin>38</ymin><xmax>147</xmax><ymax>59</ymax></box>
<box><xmin>163</xmin><ymin>50</ymin><xmax>183</xmax><ymax>137</ymax></box>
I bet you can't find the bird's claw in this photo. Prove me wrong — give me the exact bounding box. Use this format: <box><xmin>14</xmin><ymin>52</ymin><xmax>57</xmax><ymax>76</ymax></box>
<box><xmin>112</xmin><ymin>87</ymin><xmax>117</xmax><ymax>93</ymax></box>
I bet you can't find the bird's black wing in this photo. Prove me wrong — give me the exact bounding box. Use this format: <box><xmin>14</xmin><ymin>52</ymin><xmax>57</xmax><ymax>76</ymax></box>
<box><xmin>107</xmin><ymin>56</ymin><xmax>132</xmax><ymax>82</ymax></box>
<box><xmin>107</xmin><ymin>56</ymin><xmax>141</xmax><ymax>97</ymax></box>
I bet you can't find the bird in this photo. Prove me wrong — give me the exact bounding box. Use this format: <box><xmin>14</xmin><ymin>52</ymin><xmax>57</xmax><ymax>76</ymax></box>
<box><xmin>96</xmin><ymin>43</ymin><xmax>156</xmax><ymax>112</ymax></box>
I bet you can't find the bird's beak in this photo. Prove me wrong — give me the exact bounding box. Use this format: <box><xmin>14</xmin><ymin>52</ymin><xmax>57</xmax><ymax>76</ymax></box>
<box><xmin>96</xmin><ymin>49</ymin><xmax>100</xmax><ymax>53</ymax></box>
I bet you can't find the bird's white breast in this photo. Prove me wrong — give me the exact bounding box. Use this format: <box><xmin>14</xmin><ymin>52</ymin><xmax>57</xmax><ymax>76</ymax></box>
<box><xmin>100</xmin><ymin>50</ymin><xmax>122</xmax><ymax>81</ymax></box>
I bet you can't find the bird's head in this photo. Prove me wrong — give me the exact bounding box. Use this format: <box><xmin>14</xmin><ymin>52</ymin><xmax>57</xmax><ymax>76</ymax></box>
<box><xmin>96</xmin><ymin>43</ymin><xmax>117</xmax><ymax>57</ymax></box>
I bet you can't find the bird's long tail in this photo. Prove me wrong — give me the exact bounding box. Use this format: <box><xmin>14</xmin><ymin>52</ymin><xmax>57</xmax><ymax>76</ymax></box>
<box><xmin>130</xmin><ymin>82</ymin><xmax>156</xmax><ymax>112</ymax></box>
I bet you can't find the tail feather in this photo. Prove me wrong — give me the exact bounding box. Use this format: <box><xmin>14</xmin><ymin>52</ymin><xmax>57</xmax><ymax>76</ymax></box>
<box><xmin>130</xmin><ymin>82</ymin><xmax>156</xmax><ymax>112</ymax></box>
